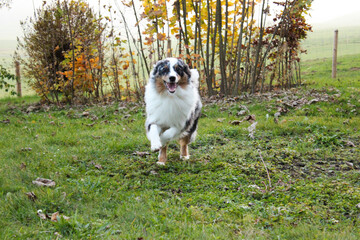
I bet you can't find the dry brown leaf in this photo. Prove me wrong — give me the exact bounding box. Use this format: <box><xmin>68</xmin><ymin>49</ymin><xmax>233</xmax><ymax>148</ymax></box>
<box><xmin>87</xmin><ymin>122</ymin><xmax>95</xmax><ymax>127</ymax></box>
<box><xmin>344</xmin><ymin>140</ymin><xmax>356</xmax><ymax>147</ymax></box>
<box><xmin>20</xmin><ymin>162</ymin><xmax>26</xmax><ymax>170</ymax></box>
<box><xmin>54</xmin><ymin>232</ymin><xmax>63</xmax><ymax>238</ymax></box>
<box><xmin>26</xmin><ymin>106</ymin><xmax>37</xmax><ymax>113</ymax></box>
<box><xmin>51</xmin><ymin>212</ymin><xmax>60</xmax><ymax>222</ymax></box>
<box><xmin>1</xmin><ymin>119</ymin><xmax>10</xmax><ymax>124</ymax></box>
<box><xmin>244</xmin><ymin>115</ymin><xmax>256</xmax><ymax>122</ymax></box>
<box><xmin>82</xmin><ymin>111</ymin><xmax>90</xmax><ymax>117</ymax></box>
<box><xmin>308</xmin><ymin>98</ymin><xmax>319</xmax><ymax>105</ymax></box>
<box><xmin>230</xmin><ymin>120</ymin><xmax>243</xmax><ymax>125</ymax></box>
<box><xmin>345</xmin><ymin>162</ymin><xmax>354</xmax><ymax>168</ymax></box>
<box><xmin>236</xmin><ymin>110</ymin><xmax>247</xmax><ymax>116</ymax></box>
<box><xmin>32</xmin><ymin>178</ymin><xmax>56</xmax><ymax>187</ymax></box>
<box><xmin>95</xmin><ymin>164</ymin><xmax>103</xmax><ymax>170</ymax></box>
<box><xmin>25</xmin><ymin>192</ymin><xmax>37</xmax><ymax>201</ymax></box>
<box><xmin>37</xmin><ymin>210</ymin><xmax>50</xmax><ymax>220</ymax></box>
<box><xmin>133</xmin><ymin>151</ymin><xmax>150</xmax><ymax>157</ymax></box>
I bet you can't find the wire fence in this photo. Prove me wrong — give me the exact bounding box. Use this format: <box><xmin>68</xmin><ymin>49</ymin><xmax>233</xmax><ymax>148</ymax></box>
<box><xmin>300</xmin><ymin>26</ymin><xmax>360</xmax><ymax>60</ymax></box>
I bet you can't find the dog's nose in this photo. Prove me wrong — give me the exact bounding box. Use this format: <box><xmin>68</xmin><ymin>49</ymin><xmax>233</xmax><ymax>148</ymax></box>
<box><xmin>169</xmin><ymin>76</ymin><xmax>176</xmax><ymax>82</ymax></box>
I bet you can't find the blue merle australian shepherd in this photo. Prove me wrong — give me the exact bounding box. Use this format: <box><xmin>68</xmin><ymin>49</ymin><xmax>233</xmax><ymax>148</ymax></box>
<box><xmin>145</xmin><ymin>58</ymin><xmax>202</xmax><ymax>165</ymax></box>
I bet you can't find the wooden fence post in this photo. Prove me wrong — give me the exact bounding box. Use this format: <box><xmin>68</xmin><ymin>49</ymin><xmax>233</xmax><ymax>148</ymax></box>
<box><xmin>332</xmin><ymin>29</ymin><xmax>338</xmax><ymax>79</ymax></box>
<box><xmin>15</xmin><ymin>61</ymin><xmax>22</xmax><ymax>97</ymax></box>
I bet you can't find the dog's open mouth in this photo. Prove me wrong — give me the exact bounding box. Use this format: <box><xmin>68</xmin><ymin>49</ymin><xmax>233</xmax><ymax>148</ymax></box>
<box><xmin>165</xmin><ymin>82</ymin><xmax>177</xmax><ymax>93</ymax></box>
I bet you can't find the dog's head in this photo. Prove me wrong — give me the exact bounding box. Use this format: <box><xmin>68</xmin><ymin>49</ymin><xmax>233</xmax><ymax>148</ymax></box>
<box><xmin>151</xmin><ymin>58</ymin><xmax>192</xmax><ymax>94</ymax></box>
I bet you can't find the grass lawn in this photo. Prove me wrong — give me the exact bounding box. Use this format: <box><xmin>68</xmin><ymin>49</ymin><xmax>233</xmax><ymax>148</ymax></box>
<box><xmin>0</xmin><ymin>54</ymin><xmax>359</xmax><ymax>239</ymax></box>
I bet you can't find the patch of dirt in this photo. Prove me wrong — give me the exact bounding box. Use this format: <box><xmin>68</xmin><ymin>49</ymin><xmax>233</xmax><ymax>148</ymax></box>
<box><xmin>350</xmin><ymin>67</ymin><xmax>360</xmax><ymax>71</ymax></box>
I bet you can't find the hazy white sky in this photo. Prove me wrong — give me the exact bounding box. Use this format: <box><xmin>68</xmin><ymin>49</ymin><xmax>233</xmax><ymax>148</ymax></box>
<box><xmin>0</xmin><ymin>0</ymin><xmax>359</xmax><ymax>40</ymax></box>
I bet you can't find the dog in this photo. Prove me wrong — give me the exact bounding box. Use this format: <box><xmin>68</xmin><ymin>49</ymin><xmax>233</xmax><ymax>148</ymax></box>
<box><xmin>144</xmin><ymin>58</ymin><xmax>202</xmax><ymax>165</ymax></box>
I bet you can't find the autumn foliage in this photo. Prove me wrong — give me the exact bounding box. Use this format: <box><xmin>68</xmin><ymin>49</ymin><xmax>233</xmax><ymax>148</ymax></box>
<box><xmin>18</xmin><ymin>0</ymin><xmax>313</xmax><ymax>104</ymax></box>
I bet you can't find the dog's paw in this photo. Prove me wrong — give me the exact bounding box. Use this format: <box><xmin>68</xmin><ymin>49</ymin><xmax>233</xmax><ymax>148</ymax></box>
<box><xmin>151</xmin><ymin>142</ymin><xmax>162</xmax><ymax>152</ymax></box>
<box><xmin>156</xmin><ymin>161</ymin><xmax>166</xmax><ymax>166</ymax></box>
<box><xmin>180</xmin><ymin>155</ymin><xmax>190</xmax><ymax>160</ymax></box>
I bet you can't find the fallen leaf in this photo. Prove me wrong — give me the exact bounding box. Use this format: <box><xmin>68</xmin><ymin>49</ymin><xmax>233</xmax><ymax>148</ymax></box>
<box><xmin>217</xmin><ymin>118</ymin><xmax>225</xmax><ymax>122</ymax></box>
<box><xmin>236</xmin><ymin>110</ymin><xmax>247</xmax><ymax>116</ymax></box>
<box><xmin>95</xmin><ymin>164</ymin><xmax>103</xmax><ymax>170</ymax></box>
<box><xmin>230</xmin><ymin>120</ymin><xmax>243</xmax><ymax>125</ymax></box>
<box><xmin>51</xmin><ymin>212</ymin><xmax>60</xmax><ymax>222</ymax></box>
<box><xmin>32</xmin><ymin>178</ymin><xmax>56</xmax><ymax>187</ymax></box>
<box><xmin>82</xmin><ymin>111</ymin><xmax>90</xmax><ymax>117</ymax></box>
<box><xmin>26</xmin><ymin>106</ymin><xmax>37</xmax><ymax>113</ymax></box>
<box><xmin>25</xmin><ymin>192</ymin><xmax>37</xmax><ymax>201</ymax></box>
<box><xmin>20</xmin><ymin>162</ymin><xmax>26</xmax><ymax>169</ymax></box>
<box><xmin>344</xmin><ymin>140</ymin><xmax>356</xmax><ymax>147</ymax></box>
<box><xmin>308</xmin><ymin>98</ymin><xmax>319</xmax><ymax>104</ymax></box>
<box><xmin>87</xmin><ymin>122</ymin><xmax>95</xmax><ymax>127</ymax></box>
<box><xmin>244</xmin><ymin>115</ymin><xmax>256</xmax><ymax>122</ymax></box>
<box><xmin>54</xmin><ymin>232</ymin><xmax>63</xmax><ymax>238</ymax></box>
<box><xmin>1</xmin><ymin>119</ymin><xmax>10</xmax><ymax>124</ymax></box>
<box><xmin>150</xmin><ymin>170</ymin><xmax>158</xmax><ymax>175</ymax></box>
<box><xmin>345</xmin><ymin>162</ymin><xmax>354</xmax><ymax>168</ymax></box>
<box><xmin>37</xmin><ymin>210</ymin><xmax>50</xmax><ymax>220</ymax></box>
<box><xmin>133</xmin><ymin>151</ymin><xmax>150</xmax><ymax>157</ymax></box>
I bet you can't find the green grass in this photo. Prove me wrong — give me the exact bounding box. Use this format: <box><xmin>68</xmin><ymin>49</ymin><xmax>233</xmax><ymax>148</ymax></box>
<box><xmin>300</xmin><ymin>26</ymin><xmax>360</xmax><ymax>60</ymax></box>
<box><xmin>0</xmin><ymin>54</ymin><xmax>360</xmax><ymax>239</ymax></box>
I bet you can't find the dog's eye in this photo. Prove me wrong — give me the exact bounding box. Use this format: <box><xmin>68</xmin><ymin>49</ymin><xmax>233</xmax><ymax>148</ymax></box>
<box><xmin>159</xmin><ymin>66</ymin><xmax>169</xmax><ymax>75</ymax></box>
<box><xmin>174</xmin><ymin>66</ymin><xmax>184</xmax><ymax>76</ymax></box>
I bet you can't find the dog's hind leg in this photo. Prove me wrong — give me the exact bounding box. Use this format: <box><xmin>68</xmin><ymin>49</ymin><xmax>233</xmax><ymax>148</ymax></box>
<box><xmin>179</xmin><ymin>136</ymin><xmax>190</xmax><ymax>160</ymax></box>
<box><xmin>157</xmin><ymin>145</ymin><xmax>167</xmax><ymax>165</ymax></box>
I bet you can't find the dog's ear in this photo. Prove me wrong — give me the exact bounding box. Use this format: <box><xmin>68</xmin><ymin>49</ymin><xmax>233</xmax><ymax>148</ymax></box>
<box><xmin>152</xmin><ymin>61</ymin><xmax>162</xmax><ymax>76</ymax></box>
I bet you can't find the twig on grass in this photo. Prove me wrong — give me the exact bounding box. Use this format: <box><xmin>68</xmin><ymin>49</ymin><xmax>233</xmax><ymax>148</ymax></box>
<box><xmin>257</xmin><ymin>149</ymin><xmax>272</xmax><ymax>189</ymax></box>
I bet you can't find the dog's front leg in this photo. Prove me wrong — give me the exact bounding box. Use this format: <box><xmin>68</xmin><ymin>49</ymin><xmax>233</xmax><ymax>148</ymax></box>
<box><xmin>160</xmin><ymin>127</ymin><xmax>179</xmax><ymax>146</ymax></box>
<box><xmin>147</xmin><ymin>124</ymin><xmax>162</xmax><ymax>152</ymax></box>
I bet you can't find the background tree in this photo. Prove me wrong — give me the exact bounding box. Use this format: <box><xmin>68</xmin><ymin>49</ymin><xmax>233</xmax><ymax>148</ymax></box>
<box><xmin>0</xmin><ymin>0</ymin><xmax>12</xmax><ymax>9</ymax></box>
<box><xmin>18</xmin><ymin>0</ymin><xmax>313</xmax><ymax>104</ymax></box>
<box><xmin>18</xmin><ymin>0</ymin><xmax>105</xmax><ymax>104</ymax></box>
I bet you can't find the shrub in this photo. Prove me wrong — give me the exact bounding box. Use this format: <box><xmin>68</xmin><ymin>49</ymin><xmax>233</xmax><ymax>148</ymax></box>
<box><xmin>0</xmin><ymin>64</ymin><xmax>16</xmax><ymax>95</ymax></box>
<box><xmin>18</xmin><ymin>0</ymin><xmax>103</xmax><ymax>104</ymax></box>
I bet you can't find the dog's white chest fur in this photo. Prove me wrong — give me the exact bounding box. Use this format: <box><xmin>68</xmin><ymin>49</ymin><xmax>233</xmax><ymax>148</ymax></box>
<box><xmin>145</xmin><ymin>85</ymin><xmax>197</xmax><ymax>130</ymax></box>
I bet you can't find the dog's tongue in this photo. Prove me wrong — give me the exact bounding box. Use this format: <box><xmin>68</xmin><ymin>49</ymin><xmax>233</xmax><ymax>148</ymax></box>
<box><xmin>167</xmin><ymin>82</ymin><xmax>177</xmax><ymax>93</ymax></box>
